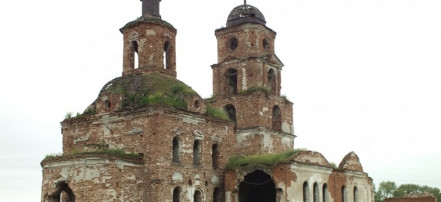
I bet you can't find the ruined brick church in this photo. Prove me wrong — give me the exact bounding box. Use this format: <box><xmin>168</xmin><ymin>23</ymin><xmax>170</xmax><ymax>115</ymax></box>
<box><xmin>41</xmin><ymin>0</ymin><xmax>374</xmax><ymax>201</ymax></box>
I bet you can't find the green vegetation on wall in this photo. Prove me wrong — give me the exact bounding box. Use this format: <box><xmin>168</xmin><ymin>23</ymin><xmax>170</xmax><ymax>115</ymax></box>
<box><xmin>44</xmin><ymin>149</ymin><xmax>141</xmax><ymax>161</ymax></box>
<box><xmin>205</xmin><ymin>105</ymin><xmax>230</xmax><ymax>121</ymax></box>
<box><xmin>226</xmin><ymin>149</ymin><xmax>306</xmax><ymax>170</ymax></box>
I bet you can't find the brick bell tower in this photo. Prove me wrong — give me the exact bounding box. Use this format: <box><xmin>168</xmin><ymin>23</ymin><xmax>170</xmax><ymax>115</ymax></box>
<box><xmin>120</xmin><ymin>0</ymin><xmax>176</xmax><ymax>78</ymax></box>
<box><xmin>210</xmin><ymin>2</ymin><xmax>295</xmax><ymax>154</ymax></box>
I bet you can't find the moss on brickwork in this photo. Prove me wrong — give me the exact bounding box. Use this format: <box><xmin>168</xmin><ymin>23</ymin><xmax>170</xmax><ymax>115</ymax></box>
<box><xmin>226</xmin><ymin>149</ymin><xmax>306</xmax><ymax>170</ymax></box>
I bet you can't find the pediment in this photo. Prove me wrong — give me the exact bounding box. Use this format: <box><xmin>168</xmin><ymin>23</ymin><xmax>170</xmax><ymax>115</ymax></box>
<box><xmin>291</xmin><ymin>151</ymin><xmax>331</xmax><ymax>168</ymax></box>
<box><xmin>338</xmin><ymin>152</ymin><xmax>364</xmax><ymax>172</ymax></box>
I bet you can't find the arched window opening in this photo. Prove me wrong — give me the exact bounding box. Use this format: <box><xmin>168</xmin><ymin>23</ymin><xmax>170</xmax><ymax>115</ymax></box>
<box><xmin>225</xmin><ymin>104</ymin><xmax>237</xmax><ymax>130</ymax></box>
<box><xmin>225</xmin><ymin>69</ymin><xmax>238</xmax><ymax>95</ymax></box>
<box><xmin>272</xmin><ymin>105</ymin><xmax>282</xmax><ymax>132</ymax></box>
<box><xmin>263</xmin><ymin>39</ymin><xmax>270</xmax><ymax>51</ymax></box>
<box><xmin>172</xmin><ymin>137</ymin><xmax>181</xmax><ymax>163</ymax></box>
<box><xmin>323</xmin><ymin>184</ymin><xmax>329</xmax><ymax>202</ymax></box>
<box><xmin>164</xmin><ymin>41</ymin><xmax>170</xmax><ymax>70</ymax></box>
<box><xmin>193</xmin><ymin>140</ymin><xmax>201</xmax><ymax>165</ymax></box>
<box><xmin>131</xmin><ymin>41</ymin><xmax>139</xmax><ymax>69</ymax></box>
<box><xmin>48</xmin><ymin>182</ymin><xmax>75</xmax><ymax>202</ymax></box>
<box><xmin>173</xmin><ymin>187</ymin><xmax>181</xmax><ymax>202</ymax></box>
<box><xmin>212</xmin><ymin>144</ymin><xmax>219</xmax><ymax>169</ymax></box>
<box><xmin>303</xmin><ymin>182</ymin><xmax>309</xmax><ymax>202</ymax></box>
<box><xmin>239</xmin><ymin>170</ymin><xmax>276</xmax><ymax>202</ymax></box>
<box><xmin>213</xmin><ymin>187</ymin><xmax>221</xmax><ymax>202</ymax></box>
<box><xmin>313</xmin><ymin>183</ymin><xmax>319</xmax><ymax>202</ymax></box>
<box><xmin>267</xmin><ymin>69</ymin><xmax>276</xmax><ymax>93</ymax></box>
<box><xmin>104</xmin><ymin>100</ymin><xmax>111</xmax><ymax>109</ymax></box>
<box><xmin>342</xmin><ymin>186</ymin><xmax>346</xmax><ymax>202</ymax></box>
<box><xmin>354</xmin><ymin>187</ymin><xmax>358</xmax><ymax>202</ymax></box>
<box><xmin>227</xmin><ymin>37</ymin><xmax>238</xmax><ymax>51</ymax></box>
<box><xmin>194</xmin><ymin>190</ymin><xmax>203</xmax><ymax>202</ymax></box>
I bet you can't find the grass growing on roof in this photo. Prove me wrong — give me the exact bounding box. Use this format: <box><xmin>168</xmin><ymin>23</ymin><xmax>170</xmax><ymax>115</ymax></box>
<box><xmin>226</xmin><ymin>149</ymin><xmax>307</xmax><ymax>170</ymax></box>
<box><xmin>44</xmin><ymin>149</ymin><xmax>141</xmax><ymax>161</ymax></box>
<box><xmin>110</xmin><ymin>73</ymin><xmax>197</xmax><ymax>109</ymax></box>
<box><xmin>206</xmin><ymin>105</ymin><xmax>230</xmax><ymax>121</ymax></box>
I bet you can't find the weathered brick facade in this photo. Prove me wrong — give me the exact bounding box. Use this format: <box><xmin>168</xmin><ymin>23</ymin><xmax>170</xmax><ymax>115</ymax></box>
<box><xmin>41</xmin><ymin>1</ymin><xmax>374</xmax><ymax>202</ymax></box>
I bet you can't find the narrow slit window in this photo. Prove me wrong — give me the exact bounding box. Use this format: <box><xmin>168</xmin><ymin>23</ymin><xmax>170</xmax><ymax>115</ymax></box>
<box><xmin>225</xmin><ymin>104</ymin><xmax>237</xmax><ymax>130</ymax></box>
<box><xmin>342</xmin><ymin>186</ymin><xmax>346</xmax><ymax>202</ymax></box>
<box><xmin>313</xmin><ymin>183</ymin><xmax>319</xmax><ymax>202</ymax></box>
<box><xmin>323</xmin><ymin>184</ymin><xmax>328</xmax><ymax>202</ymax></box>
<box><xmin>172</xmin><ymin>137</ymin><xmax>181</xmax><ymax>163</ymax></box>
<box><xmin>164</xmin><ymin>41</ymin><xmax>170</xmax><ymax>70</ymax></box>
<box><xmin>267</xmin><ymin>69</ymin><xmax>276</xmax><ymax>93</ymax></box>
<box><xmin>131</xmin><ymin>41</ymin><xmax>139</xmax><ymax>69</ymax></box>
<box><xmin>303</xmin><ymin>182</ymin><xmax>309</xmax><ymax>202</ymax></box>
<box><xmin>225</xmin><ymin>69</ymin><xmax>238</xmax><ymax>95</ymax></box>
<box><xmin>354</xmin><ymin>187</ymin><xmax>358</xmax><ymax>202</ymax></box>
<box><xmin>272</xmin><ymin>105</ymin><xmax>282</xmax><ymax>132</ymax></box>
<box><xmin>212</xmin><ymin>144</ymin><xmax>219</xmax><ymax>169</ymax></box>
<box><xmin>193</xmin><ymin>140</ymin><xmax>201</xmax><ymax>165</ymax></box>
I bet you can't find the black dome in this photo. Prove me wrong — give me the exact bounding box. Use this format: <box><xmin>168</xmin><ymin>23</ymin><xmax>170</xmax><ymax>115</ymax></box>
<box><xmin>227</xmin><ymin>4</ymin><xmax>266</xmax><ymax>27</ymax></box>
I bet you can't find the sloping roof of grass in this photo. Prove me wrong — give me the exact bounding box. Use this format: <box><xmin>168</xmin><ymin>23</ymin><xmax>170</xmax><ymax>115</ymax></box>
<box><xmin>98</xmin><ymin>73</ymin><xmax>199</xmax><ymax>110</ymax></box>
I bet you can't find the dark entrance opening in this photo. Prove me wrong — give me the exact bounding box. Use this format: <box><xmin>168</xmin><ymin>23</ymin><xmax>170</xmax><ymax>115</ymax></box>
<box><xmin>48</xmin><ymin>182</ymin><xmax>75</xmax><ymax>202</ymax></box>
<box><xmin>239</xmin><ymin>170</ymin><xmax>276</xmax><ymax>202</ymax></box>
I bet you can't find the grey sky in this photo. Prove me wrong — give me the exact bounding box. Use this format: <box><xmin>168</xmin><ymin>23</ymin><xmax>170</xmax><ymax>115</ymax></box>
<box><xmin>0</xmin><ymin>0</ymin><xmax>440</xmax><ymax>201</ymax></box>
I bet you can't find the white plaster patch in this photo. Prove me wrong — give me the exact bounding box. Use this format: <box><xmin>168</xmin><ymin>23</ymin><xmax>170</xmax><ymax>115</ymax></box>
<box><xmin>179</xmin><ymin>114</ymin><xmax>205</xmax><ymax>125</ymax></box>
<box><xmin>146</xmin><ymin>29</ymin><xmax>156</xmax><ymax>36</ymax></box>
<box><xmin>211</xmin><ymin>175</ymin><xmax>220</xmax><ymax>185</ymax></box>
<box><xmin>127</xmin><ymin>127</ymin><xmax>143</xmax><ymax>135</ymax></box>
<box><xmin>139</xmin><ymin>39</ymin><xmax>146</xmax><ymax>51</ymax></box>
<box><xmin>193</xmin><ymin>130</ymin><xmax>204</xmax><ymax>140</ymax></box>
<box><xmin>105</xmin><ymin>189</ymin><xmax>117</xmax><ymax>200</ymax></box>
<box><xmin>103</xmin><ymin>125</ymin><xmax>112</xmax><ymax>136</ymax></box>
<box><xmin>225</xmin><ymin>191</ymin><xmax>232</xmax><ymax>202</ymax></box>
<box><xmin>172</xmin><ymin>127</ymin><xmax>183</xmax><ymax>135</ymax></box>
<box><xmin>172</xmin><ymin>172</ymin><xmax>183</xmax><ymax>183</ymax></box>
<box><xmin>194</xmin><ymin>174</ymin><xmax>201</xmax><ymax>186</ymax></box>
<box><xmin>281</xmin><ymin>136</ymin><xmax>294</xmax><ymax>149</ymax></box>
<box><xmin>262</xmin><ymin>133</ymin><xmax>274</xmax><ymax>152</ymax></box>
<box><xmin>236</xmin><ymin>132</ymin><xmax>253</xmax><ymax>143</ymax></box>
<box><xmin>210</xmin><ymin>134</ymin><xmax>222</xmax><ymax>142</ymax></box>
<box><xmin>74</xmin><ymin>132</ymin><xmax>90</xmax><ymax>144</ymax></box>
<box><xmin>242</xmin><ymin>67</ymin><xmax>247</xmax><ymax>90</ymax></box>
<box><xmin>282</xmin><ymin>122</ymin><xmax>291</xmax><ymax>134</ymax></box>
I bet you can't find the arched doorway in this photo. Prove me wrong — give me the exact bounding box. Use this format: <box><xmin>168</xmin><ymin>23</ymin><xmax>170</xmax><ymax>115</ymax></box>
<box><xmin>239</xmin><ymin>170</ymin><xmax>276</xmax><ymax>202</ymax></box>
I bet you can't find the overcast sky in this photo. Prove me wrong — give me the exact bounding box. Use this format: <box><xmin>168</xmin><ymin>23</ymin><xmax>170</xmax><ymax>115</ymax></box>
<box><xmin>0</xmin><ymin>0</ymin><xmax>440</xmax><ymax>201</ymax></box>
